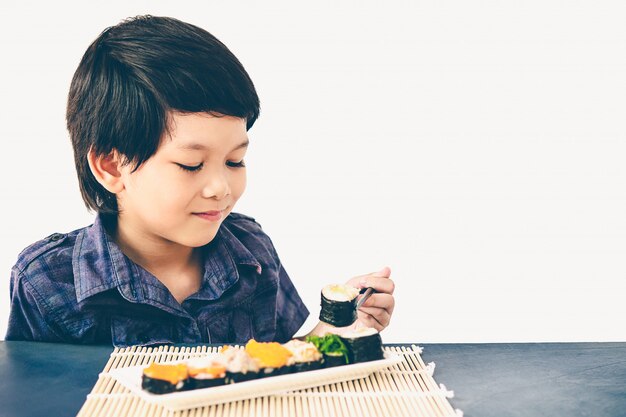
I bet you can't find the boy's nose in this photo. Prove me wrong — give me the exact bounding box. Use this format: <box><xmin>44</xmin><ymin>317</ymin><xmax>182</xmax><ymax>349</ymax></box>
<box><xmin>201</xmin><ymin>173</ymin><xmax>231</xmax><ymax>200</ymax></box>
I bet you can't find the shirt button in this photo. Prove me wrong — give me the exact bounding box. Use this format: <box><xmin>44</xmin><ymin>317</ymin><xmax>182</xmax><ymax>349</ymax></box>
<box><xmin>49</xmin><ymin>233</ymin><xmax>65</xmax><ymax>241</ymax></box>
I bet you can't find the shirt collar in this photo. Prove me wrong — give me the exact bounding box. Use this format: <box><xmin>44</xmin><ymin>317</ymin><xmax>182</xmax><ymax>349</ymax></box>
<box><xmin>73</xmin><ymin>213</ymin><xmax>263</xmax><ymax>309</ymax></box>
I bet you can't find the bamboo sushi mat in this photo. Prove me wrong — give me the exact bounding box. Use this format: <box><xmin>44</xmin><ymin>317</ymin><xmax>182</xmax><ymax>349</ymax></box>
<box><xmin>76</xmin><ymin>345</ymin><xmax>462</xmax><ymax>417</ymax></box>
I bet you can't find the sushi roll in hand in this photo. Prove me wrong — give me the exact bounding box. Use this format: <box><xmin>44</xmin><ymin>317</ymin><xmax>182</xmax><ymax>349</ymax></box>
<box><xmin>319</xmin><ymin>284</ymin><xmax>360</xmax><ymax>327</ymax></box>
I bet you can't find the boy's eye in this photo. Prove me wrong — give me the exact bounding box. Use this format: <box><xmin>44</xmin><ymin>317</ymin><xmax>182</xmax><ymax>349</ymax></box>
<box><xmin>227</xmin><ymin>160</ymin><xmax>246</xmax><ymax>168</ymax></box>
<box><xmin>176</xmin><ymin>162</ymin><xmax>203</xmax><ymax>172</ymax></box>
<box><xmin>175</xmin><ymin>160</ymin><xmax>245</xmax><ymax>172</ymax></box>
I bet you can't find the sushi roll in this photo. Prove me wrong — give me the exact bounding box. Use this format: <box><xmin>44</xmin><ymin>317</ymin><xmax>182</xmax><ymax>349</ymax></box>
<box><xmin>245</xmin><ymin>339</ymin><xmax>293</xmax><ymax>377</ymax></box>
<box><xmin>186</xmin><ymin>355</ymin><xmax>227</xmax><ymax>389</ymax></box>
<box><xmin>141</xmin><ymin>362</ymin><xmax>188</xmax><ymax>394</ymax></box>
<box><xmin>306</xmin><ymin>334</ymin><xmax>350</xmax><ymax>367</ymax></box>
<box><xmin>220</xmin><ymin>345</ymin><xmax>261</xmax><ymax>383</ymax></box>
<box><xmin>319</xmin><ymin>284</ymin><xmax>360</xmax><ymax>327</ymax></box>
<box><xmin>323</xmin><ymin>351</ymin><xmax>347</xmax><ymax>368</ymax></box>
<box><xmin>283</xmin><ymin>340</ymin><xmax>323</xmax><ymax>372</ymax></box>
<box><xmin>339</xmin><ymin>327</ymin><xmax>385</xmax><ymax>363</ymax></box>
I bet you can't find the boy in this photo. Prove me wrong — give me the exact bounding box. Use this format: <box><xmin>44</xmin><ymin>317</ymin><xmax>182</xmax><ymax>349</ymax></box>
<box><xmin>6</xmin><ymin>15</ymin><xmax>395</xmax><ymax>346</ymax></box>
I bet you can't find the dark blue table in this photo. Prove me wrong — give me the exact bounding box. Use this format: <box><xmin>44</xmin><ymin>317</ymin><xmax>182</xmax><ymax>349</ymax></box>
<box><xmin>0</xmin><ymin>341</ymin><xmax>624</xmax><ymax>417</ymax></box>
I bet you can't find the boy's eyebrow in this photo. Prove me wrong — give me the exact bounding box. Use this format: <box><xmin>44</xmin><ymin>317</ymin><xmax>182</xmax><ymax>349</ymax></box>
<box><xmin>177</xmin><ymin>138</ymin><xmax>249</xmax><ymax>152</ymax></box>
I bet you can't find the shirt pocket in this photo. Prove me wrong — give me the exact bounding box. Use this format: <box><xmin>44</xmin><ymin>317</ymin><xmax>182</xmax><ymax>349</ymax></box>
<box><xmin>110</xmin><ymin>314</ymin><xmax>175</xmax><ymax>347</ymax></box>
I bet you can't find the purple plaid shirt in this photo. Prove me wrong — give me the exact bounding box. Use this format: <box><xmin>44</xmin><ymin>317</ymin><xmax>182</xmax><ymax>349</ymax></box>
<box><xmin>6</xmin><ymin>212</ymin><xmax>309</xmax><ymax>347</ymax></box>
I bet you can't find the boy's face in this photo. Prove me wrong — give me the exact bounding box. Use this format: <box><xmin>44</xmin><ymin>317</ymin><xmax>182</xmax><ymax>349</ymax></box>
<box><xmin>116</xmin><ymin>111</ymin><xmax>248</xmax><ymax>248</ymax></box>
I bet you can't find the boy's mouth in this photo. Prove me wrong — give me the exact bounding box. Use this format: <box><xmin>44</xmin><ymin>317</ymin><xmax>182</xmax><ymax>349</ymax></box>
<box><xmin>192</xmin><ymin>207</ymin><xmax>228</xmax><ymax>222</ymax></box>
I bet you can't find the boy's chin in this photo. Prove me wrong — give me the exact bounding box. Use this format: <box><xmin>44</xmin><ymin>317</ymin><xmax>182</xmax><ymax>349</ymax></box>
<box><xmin>179</xmin><ymin>231</ymin><xmax>219</xmax><ymax>248</ymax></box>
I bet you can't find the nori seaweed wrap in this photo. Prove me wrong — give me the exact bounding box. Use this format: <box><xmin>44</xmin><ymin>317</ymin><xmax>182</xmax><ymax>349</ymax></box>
<box><xmin>141</xmin><ymin>362</ymin><xmax>188</xmax><ymax>394</ymax></box>
<box><xmin>322</xmin><ymin>351</ymin><xmax>347</xmax><ymax>368</ymax></box>
<box><xmin>319</xmin><ymin>284</ymin><xmax>360</xmax><ymax>327</ymax></box>
<box><xmin>339</xmin><ymin>327</ymin><xmax>385</xmax><ymax>363</ymax></box>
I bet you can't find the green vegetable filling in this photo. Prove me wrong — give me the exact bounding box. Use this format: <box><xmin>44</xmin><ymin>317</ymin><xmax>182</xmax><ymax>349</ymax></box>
<box><xmin>306</xmin><ymin>334</ymin><xmax>350</xmax><ymax>364</ymax></box>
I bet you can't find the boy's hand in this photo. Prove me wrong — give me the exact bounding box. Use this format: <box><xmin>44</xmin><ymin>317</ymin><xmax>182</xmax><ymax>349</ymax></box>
<box><xmin>345</xmin><ymin>266</ymin><xmax>395</xmax><ymax>332</ymax></box>
<box><xmin>302</xmin><ymin>267</ymin><xmax>395</xmax><ymax>339</ymax></box>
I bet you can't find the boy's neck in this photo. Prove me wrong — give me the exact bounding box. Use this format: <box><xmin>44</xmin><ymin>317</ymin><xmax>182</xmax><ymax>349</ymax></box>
<box><xmin>107</xmin><ymin>214</ymin><xmax>203</xmax><ymax>303</ymax></box>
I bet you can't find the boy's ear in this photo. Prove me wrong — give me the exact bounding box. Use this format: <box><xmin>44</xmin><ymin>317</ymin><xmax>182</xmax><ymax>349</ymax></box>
<box><xmin>87</xmin><ymin>149</ymin><xmax>126</xmax><ymax>194</ymax></box>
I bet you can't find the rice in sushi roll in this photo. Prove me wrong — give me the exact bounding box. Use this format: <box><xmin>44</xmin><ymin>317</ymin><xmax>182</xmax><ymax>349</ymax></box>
<box><xmin>245</xmin><ymin>339</ymin><xmax>293</xmax><ymax>377</ymax></box>
<box><xmin>186</xmin><ymin>355</ymin><xmax>227</xmax><ymax>389</ymax></box>
<box><xmin>141</xmin><ymin>362</ymin><xmax>188</xmax><ymax>394</ymax></box>
<box><xmin>220</xmin><ymin>345</ymin><xmax>261</xmax><ymax>383</ymax></box>
<box><xmin>339</xmin><ymin>327</ymin><xmax>385</xmax><ymax>363</ymax></box>
<box><xmin>319</xmin><ymin>284</ymin><xmax>360</xmax><ymax>327</ymax></box>
<box><xmin>283</xmin><ymin>340</ymin><xmax>323</xmax><ymax>372</ymax></box>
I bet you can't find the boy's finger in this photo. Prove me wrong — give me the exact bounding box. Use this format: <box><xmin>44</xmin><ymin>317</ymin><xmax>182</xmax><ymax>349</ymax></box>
<box><xmin>357</xmin><ymin>307</ymin><xmax>391</xmax><ymax>328</ymax></box>
<box><xmin>358</xmin><ymin>276</ymin><xmax>395</xmax><ymax>295</ymax></box>
<box><xmin>356</xmin><ymin>311</ymin><xmax>384</xmax><ymax>332</ymax></box>
<box><xmin>359</xmin><ymin>293</ymin><xmax>395</xmax><ymax>314</ymax></box>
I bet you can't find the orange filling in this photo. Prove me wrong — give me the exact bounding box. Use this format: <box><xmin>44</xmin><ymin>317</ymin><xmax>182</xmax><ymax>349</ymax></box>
<box><xmin>143</xmin><ymin>363</ymin><xmax>188</xmax><ymax>385</ymax></box>
<box><xmin>188</xmin><ymin>365</ymin><xmax>226</xmax><ymax>378</ymax></box>
<box><xmin>245</xmin><ymin>339</ymin><xmax>293</xmax><ymax>368</ymax></box>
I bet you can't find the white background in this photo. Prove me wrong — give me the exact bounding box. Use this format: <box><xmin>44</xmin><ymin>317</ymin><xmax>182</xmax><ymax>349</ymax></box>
<box><xmin>1</xmin><ymin>1</ymin><xmax>625</xmax><ymax>343</ymax></box>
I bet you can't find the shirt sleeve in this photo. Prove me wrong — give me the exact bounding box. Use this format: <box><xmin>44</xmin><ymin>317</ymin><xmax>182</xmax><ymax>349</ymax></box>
<box><xmin>5</xmin><ymin>267</ymin><xmax>64</xmax><ymax>342</ymax></box>
<box><xmin>274</xmin><ymin>259</ymin><xmax>310</xmax><ymax>343</ymax></box>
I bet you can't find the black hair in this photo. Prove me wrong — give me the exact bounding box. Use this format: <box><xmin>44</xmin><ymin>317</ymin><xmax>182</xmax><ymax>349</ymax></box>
<box><xmin>66</xmin><ymin>15</ymin><xmax>260</xmax><ymax>214</ymax></box>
